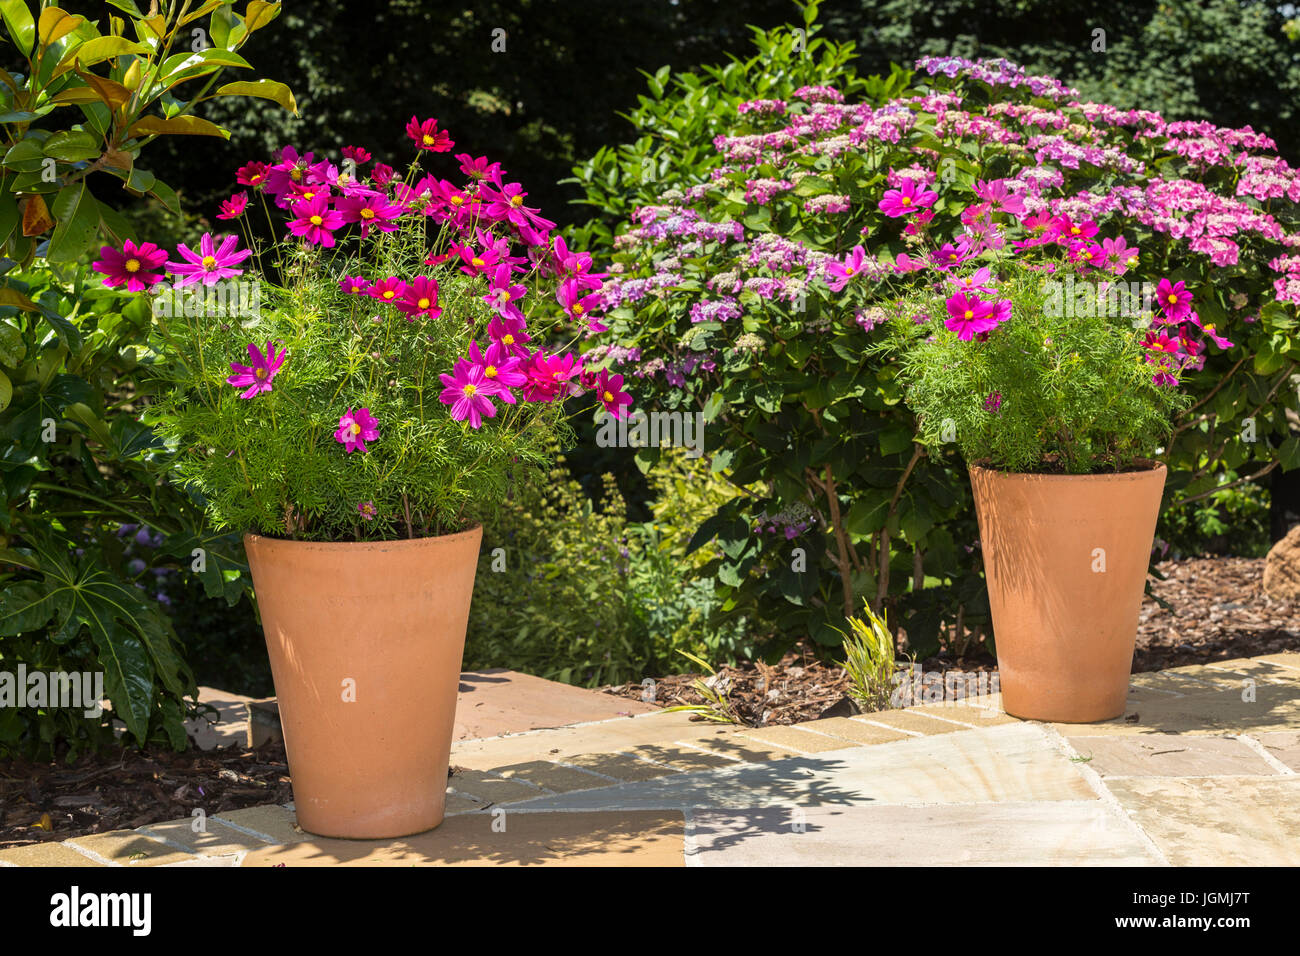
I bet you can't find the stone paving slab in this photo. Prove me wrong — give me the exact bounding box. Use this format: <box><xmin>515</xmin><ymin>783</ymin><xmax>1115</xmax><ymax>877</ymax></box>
<box><xmin>1050</xmin><ymin>680</ymin><xmax>1300</xmax><ymax>737</ymax></box>
<box><xmin>505</xmin><ymin>723</ymin><xmax>1095</xmax><ymax>812</ymax></box>
<box><xmin>688</xmin><ymin>802</ymin><xmax>1161</xmax><ymax>866</ymax></box>
<box><xmin>65</xmin><ymin>830</ymin><xmax>197</xmax><ymax>867</ymax></box>
<box><xmin>454</xmin><ymin>669</ymin><xmax>658</xmax><ymax>740</ymax></box>
<box><xmin>0</xmin><ymin>841</ymin><xmax>105</xmax><ymax>867</ymax></box>
<box><xmin>1104</xmin><ymin>776</ymin><xmax>1300</xmax><ymax>866</ymax></box>
<box><xmin>240</xmin><ymin>811</ymin><xmax>685</xmax><ymax>867</ymax></box>
<box><xmin>1065</xmin><ymin>735</ymin><xmax>1282</xmax><ymax>777</ymax></box>
<box><xmin>1252</xmin><ymin>730</ymin><xmax>1300</xmax><ymax>771</ymax></box>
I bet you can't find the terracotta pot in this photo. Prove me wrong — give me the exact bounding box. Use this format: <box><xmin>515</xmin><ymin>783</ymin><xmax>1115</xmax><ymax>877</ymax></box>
<box><xmin>969</xmin><ymin>461</ymin><xmax>1165</xmax><ymax>723</ymax></box>
<box><xmin>244</xmin><ymin>526</ymin><xmax>482</xmax><ymax>838</ymax></box>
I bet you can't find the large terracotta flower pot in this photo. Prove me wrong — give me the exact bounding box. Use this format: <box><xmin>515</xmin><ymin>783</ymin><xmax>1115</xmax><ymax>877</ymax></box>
<box><xmin>969</xmin><ymin>461</ymin><xmax>1166</xmax><ymax>723</ymax></box>
<box><xmin>243</xmin><ymin>526</ymin><xmax>482</xmax><ymax>838</ymax></box>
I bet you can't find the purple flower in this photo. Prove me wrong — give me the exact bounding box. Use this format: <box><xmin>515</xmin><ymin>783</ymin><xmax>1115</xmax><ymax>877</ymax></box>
<box><xmin>225</xmin><ymin>342</ymin><xmax>285</xmax><ymax>398</ymax></box>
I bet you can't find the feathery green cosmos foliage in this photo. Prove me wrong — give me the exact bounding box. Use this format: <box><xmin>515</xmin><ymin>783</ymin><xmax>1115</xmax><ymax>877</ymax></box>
<box><xmin>144</xmin><ymin>171</ymin><xmax>574</xmax><ymax>543</ymax></box>
<box><xmin>887</xmin><ymin>261</ymin><xmax>1190</xmax><ymax>474</ymax></box>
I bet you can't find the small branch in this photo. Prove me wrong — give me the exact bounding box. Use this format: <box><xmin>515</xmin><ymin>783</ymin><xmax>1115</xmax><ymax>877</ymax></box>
<box><xmin>1173</xmin><ymin>460</ymin><xmax>1280</xmax><ymax>508</ymax></box>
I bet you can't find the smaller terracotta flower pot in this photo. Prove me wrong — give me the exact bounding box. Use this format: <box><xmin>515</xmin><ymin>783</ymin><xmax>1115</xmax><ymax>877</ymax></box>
<box><xmin>970</xmin><ymin>461</ymin><xmax>1166</xmax><ymax>723</ymax></box>
<box><xmin>244</xmin><ymin>527</ymin><xmax>481</xmax><ymax>838</ymax></box>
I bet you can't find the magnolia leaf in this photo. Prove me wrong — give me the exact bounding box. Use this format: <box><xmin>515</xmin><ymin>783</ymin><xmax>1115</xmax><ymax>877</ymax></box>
<box><xmin>54</xmin><ymin>36</ymin><xmax>151</xmax><ymax>76</ymax></box>
<box><xmin>19</xmin><ymin>194</ymin><xmax>54</xmax><ymax>236</ymax></box>
<box><xmin>37</xmin><ymin>7</ymin><xmax>85</xmax><ymax>47</ymax></box>
<box><xmin>126</xmin><ymin>114</ymin><xmax>229</xmax><ymax>139</ymax></box>
<box><xmin>213</xmin><ymin>79</ymin><xmax>296</xmax><ymax>113</ymax></box>
<box><xmin>0</xmin><ymin>0</ymin><xmax>36</xmax><ymax>57</ymax></box>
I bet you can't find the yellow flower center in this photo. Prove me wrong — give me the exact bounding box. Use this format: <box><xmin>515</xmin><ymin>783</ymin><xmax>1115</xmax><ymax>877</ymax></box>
<box><xmin>603</xmin><ymin>390</ymin><xmax>614</xmax><ymax>403</ymax></box>
<box><xmin>360</xmin><ymin>208</ymin><xmax>375</xmax><ymax>219</ymax></box>
<box><xmin>422</xmin><ymin>134</ymin><xmax>435</xmax><ymax>145</ymax></box>
<box><xmin>349</xmin><ymin>423</ymin><xmax>361</xmax><ymax>436</ymax></box>
<box><xmin>573</xmin><ymin>303</ymin><xmax>584</xmax><ymax>315</ymax></box>
<box><xmin>125</xmin><ymin>259</ymin><xmax>140</xmax><ymax>273</ymax></box>
<box><xmin>382</xmin><ymin>290</ymin><xmax>396</xmax><ymax>299</ymax></box>
<box><xmin>1070</xmin><ymin>226</ymin><xmax>1080</xmax><ymax>235</ymax></box>
<box><xmin>901</xmin><ymin>197</ymin><xmax>912</xmax><ymax>206</ymax></box>
<box><xmin>303</xmin><ymin>190</ymin><xmax>316</xmax><ymax>200</ymax></box>
<box><xmin>451</xmin><ymin>195</ymin><xmax>464</xmax><ymax>206</ymax></box>
<box><xmin>472</xmin><ymin>257</ymin><xmax>484</xmax><ymax>266</ymax></box>
<box><xmin>963</xmin><ymin>309</ymin><xmax>973</xmax><ymax>320</ymax></box>
<box><xmin>502</xmin><ymin>334</ymin><xmax>514</xmax><ymax>345</ymax></box>
<box><xmin>201</xmin><ymin>256</ymin><xmax>216</xmax><ymax>270</ymax></box>
<box><xmin>510</xmin><ymin>195</ymin><xmax>523</xmax><ymax>206</ymax></box>
<box><xmin>310</xmin><ymin>215</ymin><xmax>323</xmax><ymax>226</ymax></box>
<box><xmin>844</xmin><ymin>267</ymin><xmax>855</xmax><ymax>276</ymax></box>
<box><xmin>417</xmin><ymin>297</ymin><xmax>431</xmax><ymax>310</ymax></box>
<box><xmin>485</xmin><ymin>365</ymin><xmax>498</xmax><ymax>378</ymax></box>
<box><xmin>290</xmin><ymin>169</ymin><xmax>302</xmax><ymax>181</ymax></box>
<box><xmin>255</xmin><ymin>368</ymin><xmax>266</xmax><ymax>379</ymax></box>
<box><xmin>463</xmin><ymin>383</ymin><xmax>477</xmax><ymax>396</ymax></box>
<box><xmin>1167</xmin><ymin>294</ymin><xmax>1177</xmax><ymax>304</ymax></box>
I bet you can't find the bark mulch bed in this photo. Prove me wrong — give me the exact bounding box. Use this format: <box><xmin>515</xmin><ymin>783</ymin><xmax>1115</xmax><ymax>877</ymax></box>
<box><xmin>0</xmin><ymin>741</ymin><xmax>292</xmax><ymax>850</ymax></box>
<box><xmin>601</xmin><ymin>556</ymin><xmax>1300</xmax><ymax>727</ymax></box>
<box><xmin>2</xmin><ymin>556</ymin><xmax>1295</xmax><ymax>850</ymax></box>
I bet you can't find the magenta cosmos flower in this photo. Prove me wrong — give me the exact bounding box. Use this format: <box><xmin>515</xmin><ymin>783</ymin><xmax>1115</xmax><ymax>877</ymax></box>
<box><xmin>336</xmin><ymin>190</ymin><xmax>404</xmax><ymax>238</ymax></box>
<box><xmin>216</xmin><ymin>192</ymin><xmax>249</xmax><ymax>220</ymax></box>
<box><xmin>168</xmin><ymin>233</ymin><xmax>252</xmax><ymax>287</ymax></box>
<box><xmin>468</xmin><ymin>339</ymin><xmax>526</xmax><ymax>403</ymax></box>
<box><xmin>522</xmin><ymin>350</ymin><xmax>581</xmax><ymax>403</ymax></box>
<box><xmin>878</xmin><ymin>178</ymin><xmax>938</xmax><ymax>218</ymax></box>
<box><xmin>357</xmin><ymin>500</ymin><xmax>377</xmax><ymax>521</ymax></box>
<box><xmin>288</xmin><ymin>194</ymin><xmax>345</xmax><ymax>247</ymax></box>
<box><xmin>825</xmin><ymin>245</ymin><xmax>868</xmax><ymax>292</ymax></box>
<box><xmin>593</xmin><ymin>369</ymin><xmax>633</xmax><ymax>419</ymax></box>
<box><xmin>226</xmin><ymin>342</ymin><xmax>285</xmax><ymax>399</ymax></box>
<box><xmin>1155</xmin><ymin>278</ymin><xmax>1193</xmax><ymax>321</ymax></box>
<box><xmin>368</xmin><ymin>276</ymin><xmax>407</xmax><ymax>305</ymax></box>
<box><xmin>334</xmin><ymin>407</ymin><xmax>380</xmax><ymax>453</ymax></box>
<box><xmin>396</xmin><ymin>276</ymin><xmax>442</xmax><ymax>321</ymax></box>
<box><xmin>439</xmin><ymin>361</ymin><xmax>497</xmax><ymax>428</ymax></box>
<box><xmin>944</xmin><ymin>293</ymin><xmax>1001</xmax><ymax>341</ymax></box>
<box><xmin>406</xmin><ymin>116</ymin><xmax>454</xmax><ymax>152</ymax></box>
<box><xmin>92</xmin><ymin>239</ymin><xmax>168</xmax><ymax>292</ymax></box>
<box><xmin>339</xmin><ymin>276</ymin><xmax>370</xmax><ymax>295</ymax></box>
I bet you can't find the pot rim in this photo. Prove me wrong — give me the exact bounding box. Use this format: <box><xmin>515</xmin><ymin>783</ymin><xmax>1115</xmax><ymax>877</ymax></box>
<box><xmin>969</xmin><ymin>457</ymin><xmax>1166</xmax><ymax>480</ymax></box>
<box><xmin>244</xmin><ymin>524</ymin><xmax>483</xmax><ymax>550</ymax></box>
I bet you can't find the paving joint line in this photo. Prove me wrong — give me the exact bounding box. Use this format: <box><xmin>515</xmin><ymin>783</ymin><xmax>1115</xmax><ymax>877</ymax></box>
<box><xmin>1042</xmin><ymin>723</ymin><xmax>1171</xmax><ymax>867</ymax></box>
<box><xmin>61</xmin><ymin>839</ymin><xmax>123</xmax><ymax>867</ymax></box>
<box><xmin>1236</xmin><ymin>733</ymin><xmax>1298</xmax><ymax>775</ymax></box>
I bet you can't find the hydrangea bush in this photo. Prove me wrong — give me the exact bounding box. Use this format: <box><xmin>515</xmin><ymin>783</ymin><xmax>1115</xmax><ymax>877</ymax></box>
<box><xmin>571</xmin><ymin>12</ymin><xmax>1300</xmax><ymax>653</ymax></box>
<box><xmin>103</xmin><ymin>118</ymin><xmax>625</xmax><ymax>541</ymax></box>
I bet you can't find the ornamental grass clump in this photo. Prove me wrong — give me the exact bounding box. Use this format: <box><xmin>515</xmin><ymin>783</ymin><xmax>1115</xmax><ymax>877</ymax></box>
<box><xmin>98</xmin><ymin>118</ymin><xmax>627</xmax><ymax>541</ymax></box>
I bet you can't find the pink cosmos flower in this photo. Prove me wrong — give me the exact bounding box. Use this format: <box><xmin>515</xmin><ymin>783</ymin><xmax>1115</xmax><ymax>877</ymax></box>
<box><xmin>1051</xmin><ymin>215</ymin><xmax>1098</xmax><ymax>244</ymax></box>
<box><xmin>593</xmin><ymin>369</ymin><xmax>633</xmax><ymax>419</ymax></box>
<box><xmin>484</xmin><ymin>264</ymin><xmax>527</xmax><ymax>322</ymax></box>
<box><xmin>522</xmin><ymin>350</ymin><xmax>581</xmax><ymax>403</ymax></box>
<box><xmin>972</xmin><ymin>179</ymin><xmax>1026</xmax><ymax>216</ymax></box>
<box><xmin>167</xmin><ymin>233</ymin><xmax>252</xmax><ymax>286</ymax></box>
<box><xmin>217</xmin><ymin>192</ymin><xmax>249</xmax><ymax>220</ymax></box>
<box><xmin>357</xmin><ymin>501</ymin><xmax>377</xmax><ymax>521</ymax></box>
<box><xmin>342</xmin><ymin>146</ymin><xmax>371</xmax><ymax>164</ymax></box>
<box><xmin>92</xmin><ymin>239</ymin><xmax>169</xmax><ymax>292</ymax></box>
<box><xmin>368</xmin><ymin>277</ymin><xmax>407</xmax><ymax>305</ymax></box>
<box><xmin>235</xmin><ymin>161</ymin><xmax>270</xmax><ymax>188</ymax></box>
<box><xmin>395</xmin><ymin>276</ymin><xmax>441</xmax><ymax>321</ymax></box>
<box><xmin>944</xmin><ymin>292</ymin><xmax>1000</xmax><ymax>341</ymax></box>
<box><xmin>334</xmin><ymin>407</ymin><xmax>380</xmax><ymax>453</ymax></box>
<box><xmin>557</xmin><ymin>276</ymin><xmax>600</xmax><ymax>322</ymax></box>
<box><xmin>878</xmin><ymin>177</ymin><xmax>938</xmax><ymax>218</ymax></box>
<box><xmin>439</xmin><ymin>361</ymin><xmax>497</xmax><ymax>428</ymax></box>
<box><xmin>825</xmin><ymin>245</ymin><xmax>868</xmax><ymax>292</ymax></box>
<box><xmin>487</xmin><ymin>315</ymin><xmax>532</xmax><ymax>360</ymax></box>
<box><xmin>456</xmin><ymin>153</ymin><xmax>503</xmax><ymax>182</ymax></box>
<box><xmin>336</xmin><ymin>190</ymin><xmax>404</xmax><ymax>237</ymax></box>
<box><xmin>226</xmin><ymin>342</ymin><xmax>285</xmax><ymax>399</ymax></box>
<box><xmin>287</xmin><ymin>194</ymin><xmax>345</xmax><ymax>247</ymax></box>
<box><xmin>1066</xmin><ymin>240</ymin><xmax>1104</xmax><ymax>271</ymax></box>
<box><xmin>371</xmin><ymin>163</ymin><xmax>395</xmax><ymax>186</ymax></box>
<box><xmin>1185</xmin><ymin>312</ymin><xmax>1235</xmax><ymax>349</ymax></box>
<box><xmin>1155</xmin><ymin>278</ymin><xmax>1193</xmax><ymax>321</ymax></box>
<box><xmin>339</xmin><ymin>276</ymin><xmax>370</xmax><ymax>295</ymax></box>
<box><xmin>406</xmin><ymin>116</ymin><xmax>454</xmax><ymax>152</ymax></box>
<box><xmin>482</xmin><ymin>181</ymin><xmax>555</xmax><ymax>232</ymax></box>
<box><xmin>931</xmin><ymin>241</ymin><xmax>972</xmax><ymax>272</ymax></box>
<box><xmin>984</xmin><ymin>392</ymin><xmax>1002</xmax><ymax>413</ymax></box>
<box><xmin>468</xmin><ymin>339</ymin><xmax>526</xmax><ymax>403</ymax></box>
<box><xmin>1142</xmin><ymin>330</ymin><xmax>1183</xmax><ymax>355</ymax></box>
<box><xmin>948</xmin><ymin>266</ymin><xmax>995</xmax><ymax>295</ymax></box>
<box><xmin>1101</xmin><ymin>236</ymin><xmax>1139</xmax><ymax>275</ymax></box>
